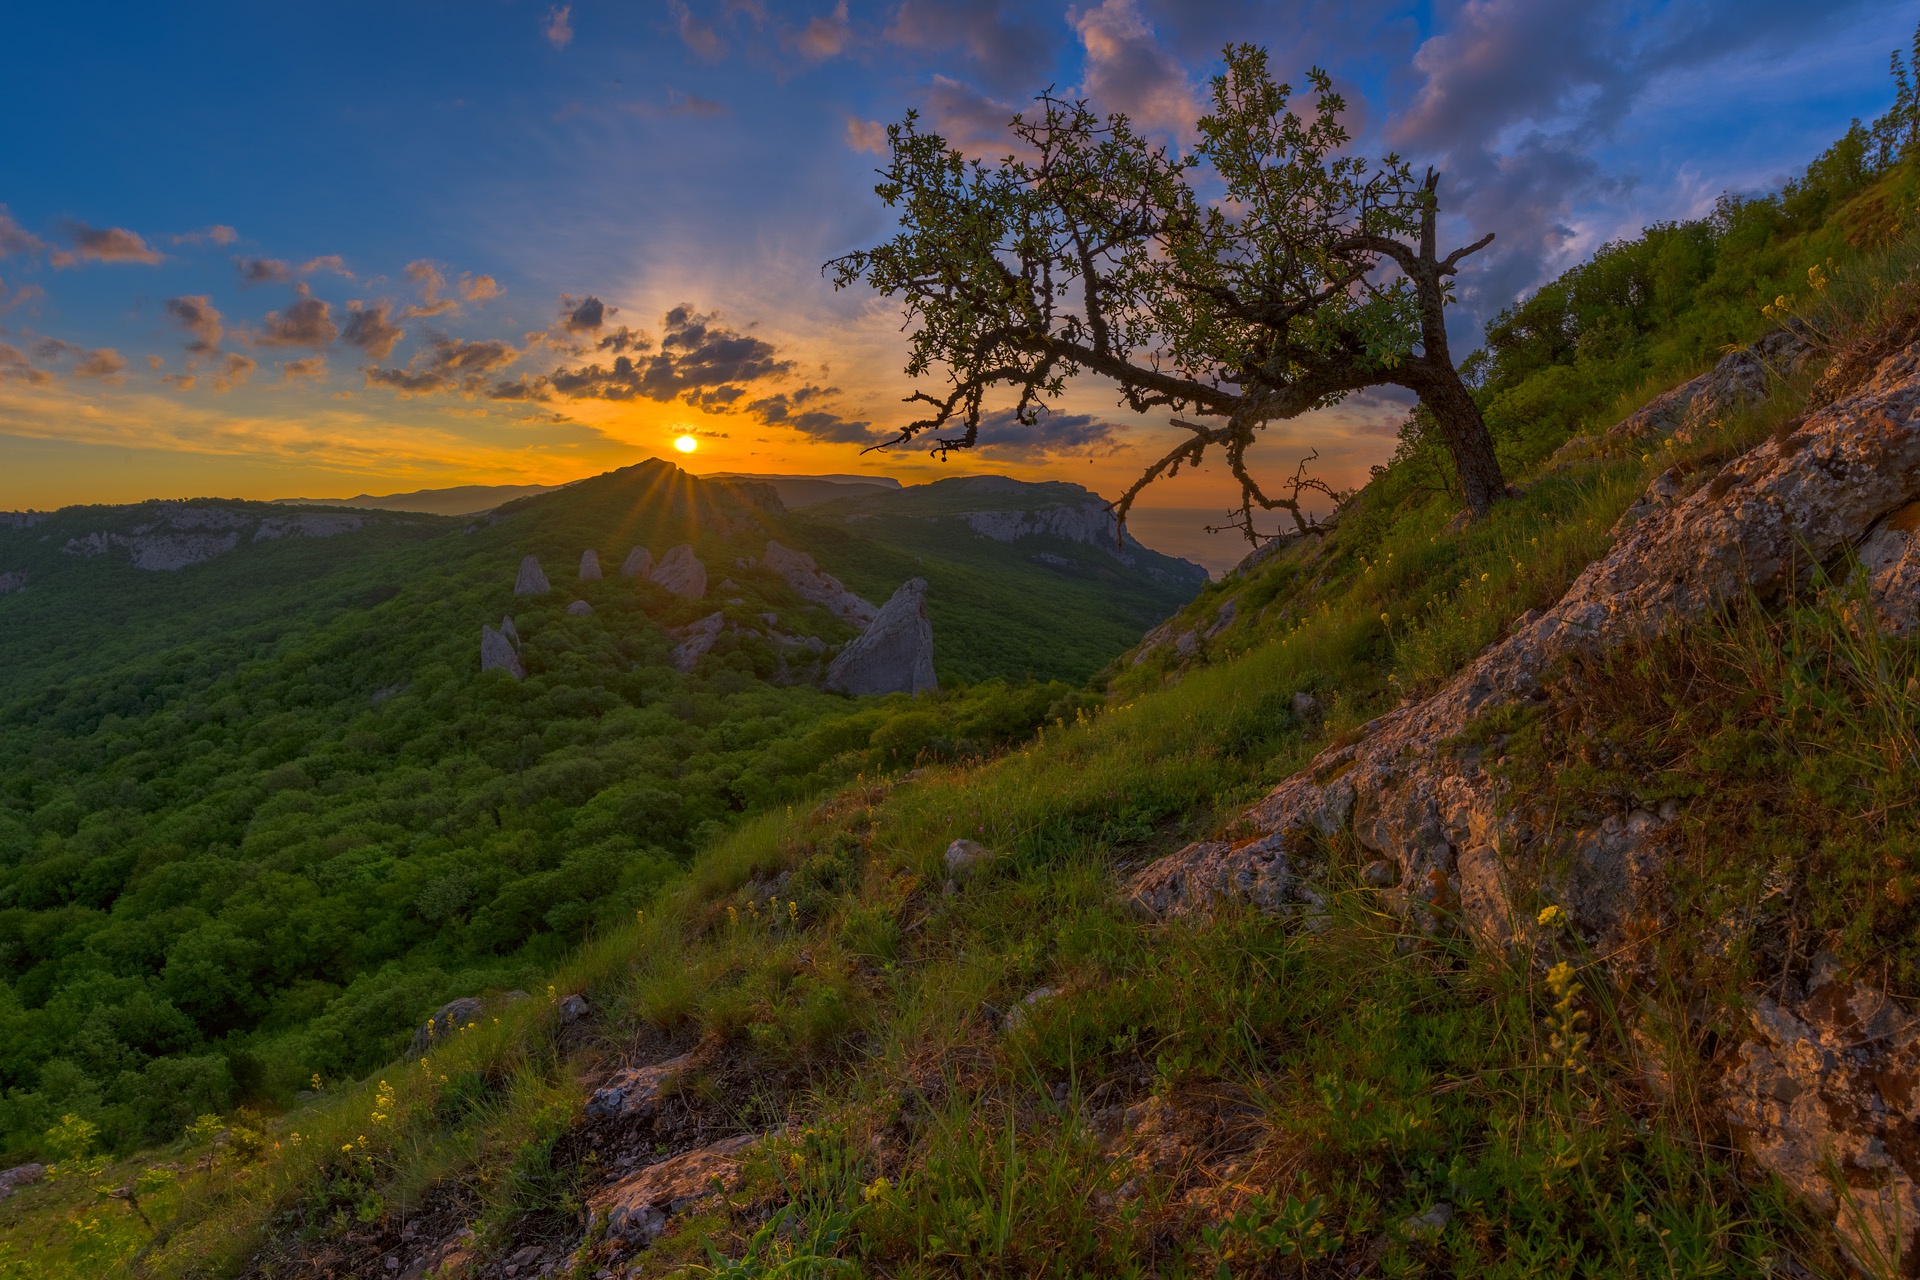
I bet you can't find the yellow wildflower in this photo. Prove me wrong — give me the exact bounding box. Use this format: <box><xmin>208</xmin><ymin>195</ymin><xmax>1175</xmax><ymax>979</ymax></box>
<box><xmin>1537</xmin><ymin>904</ymin><xmax>1566</xmax><ymax>928</ymax></box>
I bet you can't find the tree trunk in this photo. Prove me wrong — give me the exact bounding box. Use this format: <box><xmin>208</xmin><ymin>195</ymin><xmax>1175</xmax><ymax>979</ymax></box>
<box><xmin>1418</xmin><ymin>370</ymin><xmax>1506</xmax><ymax>518</ymax></box>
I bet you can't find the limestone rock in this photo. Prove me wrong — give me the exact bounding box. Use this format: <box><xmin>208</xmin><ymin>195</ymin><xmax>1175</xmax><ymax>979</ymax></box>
<box><xmin>1854</xmin><ymin>500</ymin><xmax>1920</xmax><ymax>638</ymax></box>
<box><xmin>0</xmin><ymin>1163</ymin><xmax>44</xmax><ymax>1202</ymax></box>
<box><xmin>566</xmin><ymin>599</ymin><xmax>593</xmax><ymax>616</ymax></box>
<box><xmin>480</xmin><ymin>626</ymin><xmax>525</xmax><ymax>679</ymax></box>
<box><xmin>410</xmin><ymin>997</ymin><xmax>486</xmax><ymax>1056</ymax></box>
<box><xmin>621</xmin><ymin>545</ymin><xmax>654</xmax><ymax>577</ymax></box>
<box><xmin>825</xmin><ymin>578</ymin><xmax>937</xmax><ymax>696</ymax></box>
<box><xmin>1605</xmin><ymin>372</ymin><xmax>1712</xmax><ymax>443</ymax></box>
<box><xmin>499</xmin><ymin>615</ymin><xmax>519</xmax><ymax>649</ymax></box>
<box><xmin>579</xmin><ymin>549</ymin><xmax>602</xmax><ymax>580</ymax></box>
<box><xmin>514</xmin><ymin>555</ymin><xmax>550</xmax><ymax>596</ymax></box>
<box><xmin>671</xmin><ymin>611</ymin><xmax>726</xmax><ymax>673</ymax></box>
<box><xmin>556</xmin><ymin>994</ymin><xmax>589</xmax><ymax>1024</ymax></box>
<box><xmin>1291</xmin><ymin>691</ymin><xmax>1321</xmax><ymax>721</ymax></box>
<box><xmin>584</xmin><ymin>1050</ymin><xmax>698</xmax><ymax>1123</ymax></box>
<box><xmin>588</xmin><ymin>1133</ymin><xmax>760</xmax><ymax>1242</ymax></box>
<box><xmin>1721</xmin><ymin>978</ymin><xmax>1920</xmax><ymax>1274</ymax></box>
<box><xmin>1001</xmin><ymin>986</ymin><xmax>1057</xmax><ymax>1034</ymax></box>
<box><xmin>944</xmin><ymin>838</ymin><xmax>996</xmax><ymax>881</ymax></box>
<box><xmin>1127</xmin><ymin>333</ymin><xmax>1920</xmax><ymax>946</ymax></box>
<box><xmin>650</xmin><ymin>544</ymin><xmax>707</xmax><ymax>598</ymax></box>
<box><xmin>0</xmin><ymin>571</ymin><xmax>25</xmax><ymax>596</ymax></box>
<box><xmin>763</xmin><ymin>541</ymin><xmax>880</xmax><ymax>628</ymax></box>
<box><xmin>1675</xmin><ymin>325</ymin><xmax>1817</xmax><ymax>443</ymax></box>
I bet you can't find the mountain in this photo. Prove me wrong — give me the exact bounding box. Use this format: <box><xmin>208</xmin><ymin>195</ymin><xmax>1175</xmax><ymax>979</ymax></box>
<box><xmin>272</xmin><ymin>483</ymin><xmax>564</xmax><ymax>516</ymax></box>
<box><xmin>699</xmin><ymin>472</ymin><xmax>901</xmax><ymax>509</ymax></box>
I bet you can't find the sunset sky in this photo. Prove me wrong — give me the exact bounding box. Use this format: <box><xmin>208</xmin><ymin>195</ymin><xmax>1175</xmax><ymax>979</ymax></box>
<box><xmin>1</xmin><ymin>0</ymin><xmax>1911</xmax><ymax>566</ymax></box>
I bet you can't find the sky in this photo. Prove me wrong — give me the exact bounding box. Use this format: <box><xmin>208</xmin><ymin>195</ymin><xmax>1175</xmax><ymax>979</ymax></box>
<box><xmin>0</xmin><ymin>0</ymin><xmax>1913</xmax><ymax>569</ymax></box>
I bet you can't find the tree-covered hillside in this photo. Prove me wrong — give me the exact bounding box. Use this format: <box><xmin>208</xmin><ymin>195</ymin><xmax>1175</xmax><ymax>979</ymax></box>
<box><xmin>0</xmin><ymin>462</ymin><xmax>1197</xmax><ymax>1155</ymax></box>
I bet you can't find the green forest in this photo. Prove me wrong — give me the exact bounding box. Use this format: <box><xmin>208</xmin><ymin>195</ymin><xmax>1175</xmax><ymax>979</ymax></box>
<box><xmin>0</xmin><ymin>463</ymin><xmax>1184</xmax><ymax>1154</ymax></box>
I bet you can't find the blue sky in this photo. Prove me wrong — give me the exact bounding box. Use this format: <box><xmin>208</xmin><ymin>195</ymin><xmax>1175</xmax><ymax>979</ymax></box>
<box><xmin>0</xmin><ymin>0</ymin><xmax>1913</xmax><ymax>566</ymax></box>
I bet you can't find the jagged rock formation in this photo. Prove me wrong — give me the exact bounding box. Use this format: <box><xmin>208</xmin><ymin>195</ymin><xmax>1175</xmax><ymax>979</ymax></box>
<box><xmin>620</xmin><ymin>545</ymin><xmax>653</xmax><ymax>577</ymax></box>
<box><xmin>650</xmin><ymin>544</ymin><xmax>706</xmax><ymax>598</ymax></box>
<box><xmin>825</xmin><ymin>578</ymin><xmax>937</xmax><ymax>696</ymax></box>
<box><xmin>566</xmin><ymin>600</ymin><xmax>593</xmax><ymax>616</ymax></box>
<box><xmin>0</xmin><ymin>512</ymin><xmax>49</xmax><ymax>529</ymax></box>
<box><xmin>763</xmin><ymin>540</ymin><xmax>878</xmax><ymax>628</ymax></box>
<box><xmin>514</xmin><ymin>555</ymin><xmax>550</xmax><ymax>596</ymax></box>
<box><xmin>500</xmin><ymin>615</ymin><xmax>519</xmax><ymax>648</ymax></box>
<box><xmin>671</xmin><ymin>612</ymin><xmax>726</xmax><ymax>672</ymax></box>
<box><xmin>583</xmin><ymin>1050</ymin><xmax>698</xmax><ymax>1122</ymax></box>
<box><xmin>480</xmin><ymin>626</ymin><xmax>525</xmax><ymax>680</ymax></box>
<box><xmin>579</xmin><ymin>549</ymin><xmax>601</xmax><ymax>580</ymax></box>
<box><xmin>588</xmin><ymin>1133</ymin><xmax>760</xmax><ymax>1245</ymax></box>
<box><xmin>58</xmin><ymin>504</ymin><xmax>365</xmax><ymax>571</ymax></box>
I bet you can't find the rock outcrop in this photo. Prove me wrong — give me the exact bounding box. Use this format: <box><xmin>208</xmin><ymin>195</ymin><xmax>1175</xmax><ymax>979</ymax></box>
<box><xmin>61</xmin><ymin>504</ymin><xmax>364</xmax><ymax>571</ymax></box>
<box><xmin>763</xmin><ymin>540</ymin><xmax>879</xmax><ymax>628</ymax></box>
<box><xmin>588</xmin><ymin>1134</ymin><xmax>760</xmax><ymax>1244</ymax></box>
<box><xmin>480</xmin><ymin>625</ymin><xmax>525</xmax><ymax>679</ymax></box>
<box><xmin>566</xmin><ymin>599</ymin><xmax>593</xmax><ymax>616</ymax></box>
<box><xmin>579</xmin><ymin>549</ymin><xmax>602</xmax><ymax>580</ymax></box>
<box><xmin>671</xmin><ymin>612</ymin><xmax>726</xmax><ymax>672</ymax></box>
<box><xmin>514</xmin><ymin>555</ymin><xmax>550</xmax><ymax>596</ymax></box>
<box><xmin>620</xmin><ymin>545</ymin><xmax>653</xmax><ymax>577</ymax></box>
<box><xmin>825</xmin><ymin>578</ymin><xmax>937</xmax><ymax>696</ymax></box>
<box><xmin>0</xmin><ymin>571</ymin><xmax>25</xmax><ymax>596</ymax></box>
<box><xmin>0</xmin><ymin>1163</ymin><xmax>44</xmax><ymax>1202</ymax></box>
<box><xmin>1129</xmin><ymin>334</ymin><xmax>1920</xmax><ymax>943</ymax></box>
<box><xmin>650</xmin><ymin>544</ymin><xmax>706</xmax><ymax>598</ymax></box>
<box><xmin>1722</xmin><ymin>975</ymin><xmax>1920</xmax><ymax>1274</ymax></box>
<box><xmin>584</xmin><ymin>1050</ymin><xmax>699</xmax><ymax>1123</ymax></box>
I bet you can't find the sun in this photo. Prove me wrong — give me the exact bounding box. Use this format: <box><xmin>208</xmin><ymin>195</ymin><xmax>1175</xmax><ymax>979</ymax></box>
<box><xmin>673</xmin><ymin>434</ymin><xmax>698</xmax><ymax>454</ymax></box>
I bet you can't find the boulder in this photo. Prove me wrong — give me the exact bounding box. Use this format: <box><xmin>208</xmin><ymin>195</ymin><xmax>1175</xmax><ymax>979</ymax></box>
<box><xmin>514</xmin><ymin>555</ymin><xmax>550</xmax><ymax>596</ymax></box>
<box><xmin>650</xmin><ymin>544</ymin><xmax>707</xmax><ymax>598</ymax></box>
<box><xmin>0</xmin><ymin>1163</ymin><xmax>44</xmax><ymax>1202</ymax></box>
<box><xmin>620</xmin><ymin>545</ymin><xmax>654</xmax><ymax>577</ymax></box>
<box><xmin>410</xmin><ymin>997</ymin><xmax>486</xmax><ymax>1056</ymax></box>
<box><xmin>579</xmin><ymin>549</ymin><xmax>602</xmax><ymax>580</ymax></box>
<box><xmin>825</xmin><ymin>578</ymin><xmax>937</xmax><ymax>696</ymax></box>
<box><xmin>588</xmin><ymin>1133</ymin><xmax>760</xmax><ymax>1242</ymax></box>
<box><xmin>1854</xmin><ymin>500</ymin><xmax>1920</xmax><ymax>638</ymax></box>
<box><xmin>0</xmin><ymin>571</ymin><xmax>26</xmax><ymax>596</ymax></box>
<box><xmin>671</xmin><ymin>611</ymin><xmax>726</xmax><ymax>673</ymax></box>
<box><xmin>556</xmin><ymin>994</ymin><xmax>589</xmax><ymax>1024</ymax></box>
<box><xmin>566</xmin><ymin>599</ymin><xmax>593</xmax><ymax>616</ymax></box>
<box><xmin>480</xmin><ymin>626</ymin><xmax>525</xmax><ymax>679</ymax></box>
<box><xmin>763</xmin><ymin>541</ymin><xmax>880</xmax><ymax>628</ymax></box>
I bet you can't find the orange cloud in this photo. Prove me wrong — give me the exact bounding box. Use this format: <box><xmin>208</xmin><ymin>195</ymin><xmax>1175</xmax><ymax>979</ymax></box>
<box><xmin>50</xmin><ymin>223</ymin><xmax>164</xmax><ymax>267</ymax></box>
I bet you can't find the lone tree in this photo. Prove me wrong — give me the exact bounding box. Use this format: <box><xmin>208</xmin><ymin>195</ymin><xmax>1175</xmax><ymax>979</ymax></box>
<box><xmin>828</xmin><ymin>44</ymin><xmax>1509</xmax><ymax>534</ymax></box>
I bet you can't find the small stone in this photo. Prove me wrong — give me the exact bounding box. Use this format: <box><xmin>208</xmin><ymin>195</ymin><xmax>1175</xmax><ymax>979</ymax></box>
<box><xmin>410</xmin><ymin>997</ymin><xmax>486</xmax><ymax>1056</ymax></box>
<box><xmin>580</xmin><ymin>549</ymin><xmax>602</xmax><ymax>580</ymax></box>
<box><xmin>944</xmin><ymin>838</ymin><xmax>996</xmax><ymax>881</ymax></box>
<box><xmin>1401</xmin><ymin>1202</ymin><xmax>1453</xmax><ymax>1239</ymax></box>
<box><xmin>1001</xmin><ymin>986</ymin><xmax>1057</xmax><ymax>1034</ymax></box>
<box><xmin>1292</xmin><ymin>691</ymin><xmax>1321</xmax><ymax>720</ymax></box>
<box><xmin>557</xmin><ymin>994</ymin><xmax>589</xmax><ymax>1024</ymax></box>
<box><xmin>566</xmin><ymin>600</ymin><xmax>593</xmax><ymax>616</ymax></box>
<box><xmin>514</xmin><ymin>555</ymin><xmax>550</xmax><ymax>596</ymax></box>
<box><xmin>620</xmin><ymin>545</ymin><xmax>653</xmax><ymax>577</ymax></box>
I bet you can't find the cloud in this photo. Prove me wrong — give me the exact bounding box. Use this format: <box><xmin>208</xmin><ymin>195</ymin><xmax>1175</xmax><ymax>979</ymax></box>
<box><xmin>211</xmin><ymin>352</ymin><xmax>255</xmax><ymax>393</ymax></box>
<box><xmin>0</xmin><ymin>278</ymin><xmax>44</xmax><ymax>312</ymax></box>
<box><xmin>340</xmin><ymin>301</ymin><xmax>405</xmax><ymax>360</ymax></box>
<box><xmin>921</xmin><ymin>75</ymin><xmax>1025</xmax><ymax>158</ymax></box>
<box><xmin>237</xmin><ymin>257</ymin><xmax>294</xmax><ymax>285</ymax></box>
<box><xmin>30</xmin><ymin>337</ymin><xmax>83</xmax><ymax>362</ymax></box>
<box><xmin>50</xmin><ymin>222</ymin><xmax>164</xmax><ymax>267</ymax></box>
<box><xmin>544</xmin><ymin>4</ymin><xmax>573</xmax><ymax>48</ymax></box>
<box><xmin>0</xmin><ymin>344</ymin><xmax>51</xmax><ymax>385</ymax></box>
<box><xmin>534</xmin><ymin>306</ymin><xmax>790</xmax><ymax>404</ymax></box>
<box><xmin>399</xmin><ymin>260</ymin><xmax>460</xmax><ymax>318</ymax></box>
<box><xmin>302</xmin><ymin>254</ymin><xmax>350</xmax><ymax>277</ymax></box>
<box><xmin>251</xmin><ymin>285</ymin><xmax>339</xmax><ymax>348</ymax></box>
<box><xmin>665</xmin><ymin>88</ymin><xmax>726</xmax><ymax>116</ymax></box>
<box><xmin>279</xmin><ymin>354</ymin><xmax>328</xmax><ymax>383</ymax></box>
<box><xmin>792</xmin><ymin>0</ymin><xmax>851</xmax><ymax>60</ymax></box>
<box><xmin>364</xmin><ymin>336</ymin><xmax>521</xmax><ymax>396</ymax></box>
<box><xmin>562</xmin><ymin>294</ymin><xmax>608</xmax><ymax>332</ymax></box>
<box><xmin>72</xmin><ymin>348</ymin><xmax>126</xmax><ymax>382</ymax></box>
<box><xmin>746</xmin><ymin>385</ymin><xmax>880</xmax><ymax>444</ymax></box>
<box><xmin>1069</xmin><ymin>0</ymin><xmax>1201</xmax><ymax>139</ymax></box>
<box><xmin>171</xmin><ymin>225</ymin><xmax>239</xmax><ymax>247</ymax></box>
<box><xmin>460</xmin><ymin>273</ymin><xmax>501</xmax><ymax>302</ymax></box>
<box><xmin>595</xmin><ymin>325</ymin><xmax>647</xmax><ymax>353</ymax></box>
<box><xmin>671</xmin><ymin>1</ymin><xmax>726</xmax><ymax>59</ymax></box>
<box><xmin>883</xmin><ymin>0</ymin><xmax>1053</xmax><ymax>93</ymax></box>
<box><xmin>967</xmin><ymin>406</ymin><xmax>1124</xmax><ymax>458</ymax></box>
<box><xmin>0</xmin><ymin>208</ymin><xmax>45</xmax><ymax>258</ymax></box>
<box><xmin>846</xmin><ymin>117</ymin><xmax>888</xmax><ymax>154</ymax></box>
<box><xmin>164</xmin><ymin>295</ymin><xmax>225</xmax><ymax>354</ymax></box>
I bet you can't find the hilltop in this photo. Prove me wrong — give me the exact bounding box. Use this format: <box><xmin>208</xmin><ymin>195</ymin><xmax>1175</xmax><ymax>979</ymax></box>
<box><xmin>3</xmin><ymin>89</ymin><xmax>1920</xmax><ymax>1280</ymax></box>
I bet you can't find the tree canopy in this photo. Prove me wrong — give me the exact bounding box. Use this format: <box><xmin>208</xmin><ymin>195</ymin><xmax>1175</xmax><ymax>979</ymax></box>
<box><xmin>831</xmin><ymin>44</ymin><xmax>1509</xmax><ymax>529</ymax></box>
